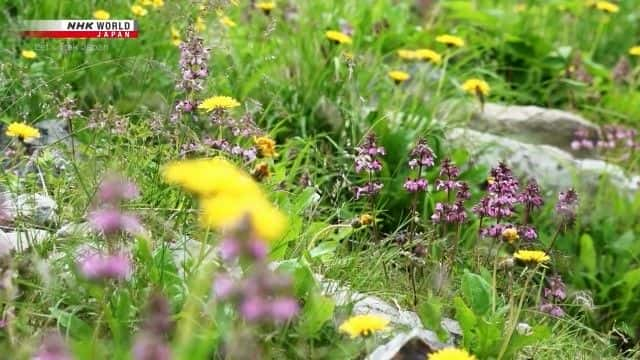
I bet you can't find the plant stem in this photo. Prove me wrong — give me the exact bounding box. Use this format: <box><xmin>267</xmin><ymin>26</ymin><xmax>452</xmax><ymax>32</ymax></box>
<box><xmin>497</xmin><ymin>266</ymin><xmax>537</xmax><ymax>360</ymax></box>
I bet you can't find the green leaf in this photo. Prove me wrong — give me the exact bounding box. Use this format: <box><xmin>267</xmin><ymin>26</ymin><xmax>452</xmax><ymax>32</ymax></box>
<box><xmin>49</xmin><ymin>308</ymin><xmax>93</xmax><ymax>339</ymax></box>
<box><xmin>579</xmin><ymin>234</ymin><xmax>597</xmax><ymax>274</ymax></box>
<box><xmin>417</xmin><ymin>299</ymin><xmax>447</xmax><ymax>341</ymax></box>
<box><xmin>461</xmin><ymin>270</ymin><xmax>492</xmax><ymax>315</ymax></box>
<box><xmin>298</xmin><ymin>294</ymin><xmax>335</xmax><ymax>338</ymax></box>
<box><xmin>453</xmin><ymin>297</ymin><xmax>477</xmax><ymax>349</ymax></box>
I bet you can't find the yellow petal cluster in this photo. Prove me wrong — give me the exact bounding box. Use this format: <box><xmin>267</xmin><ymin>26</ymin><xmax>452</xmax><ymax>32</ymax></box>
<box><xmin>461</xmin><ymin>78</ymin><xmax>490</xmax><ymax>96</ymax></box>
<box><xmin>163</xmin><ymin>157</ymin><xmax>286</xmax><ymax>241</ymax></box>
<box><xmin>5</xmin><ymin>122</ymin><xmax>41</xmax><ymax>141</ymax></box>
<box><xmin>339</xmin><ymin>314</ymin><xmax>389</xmax><ymax>338</ymax></box>
<box><xmin>93</xmin><ymin>9</ymin><xmax>110</xmax><ymax>20</ymax></box>
<box><xmin>428</xmin><ymin>347</ymin><xmax>477</xmax><ymax>360</ymax></box>
<box><xmin>325</xmin><ymin>30</ymin><xmax>353</xmax><ymax>45</ymax></box>
<box><xmin>198</xmin><ymin>96</ymin><xmax>241</xmax><ymax>111</ymax></box>
<box><xmin>436</xmin><ymin>34</ymin><xmax>465</xmax><ymax>48</ymax></box>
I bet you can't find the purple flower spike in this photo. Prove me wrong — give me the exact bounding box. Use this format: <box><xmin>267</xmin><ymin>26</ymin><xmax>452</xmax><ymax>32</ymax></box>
<box><xmin>213</xmin><ymin>275</ymin><xmax>236</xmax><ymax>299</ymax></box>
<box><xmin>555</xmin><ymin>188</ymin><xmax>578</xmax><ymax>223</ymax></box>
<box><xmin>519</xmin><ymin>179</ymin><xmax>543</xmax><ymax>209</ymax></box>
<box><xmin>408</xmin><ymin>139</ymin><xmax>435</xmax><ymax>169</ymax></box>
<box><xmin>240</xmin><ymin>296</ymin><xmax>267</xmax><ymax>322</ymax></box>
<box><xmin>132</xmin><ymin>334</ymin><xmax>172</xmax><ymax>360</ymax></box>
<box><xmin>33</xmin><ymin>331</ymin><xmax>73</xmax><ymax>360</ymax></box>
<box><xmin>97</xmin><ymin>175</ymin><xmax>140</xmax><ymax>203</ymax></box>
<box><xmin>269</xmin><ymin>297</ymin><xmax>299</xmax><ymax>322</ymax></box>
<box><xmin>79</xmin><ymin>251</ymin><xmax>132</xmax><ymax>281</ymax></box>
<box><xmin>88</xmin><ymin>209</ymin><xmax>143</xmax><ymax>236</ymax></box>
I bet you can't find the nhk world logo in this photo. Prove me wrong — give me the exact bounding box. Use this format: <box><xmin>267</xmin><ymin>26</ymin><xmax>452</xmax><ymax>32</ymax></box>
<box><xmin>21</xmin><ymin>20</ymin><xmax>138</xmax><ymax>39</ymax></box>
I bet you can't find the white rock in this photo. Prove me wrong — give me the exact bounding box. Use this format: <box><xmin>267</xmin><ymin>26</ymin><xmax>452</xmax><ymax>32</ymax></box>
<box><xmin>367</xmin><ymin>327</ymin><xmax>445</xmax><ymax>360</ymax></box>
<box><xmin>2</xmin><ymin>193</ymin><xmax>58</xmax><ymax>225</ymax></box>
<box><xmin>469</xmin><ymin>103</ymin><xmax>599</xmax><ymax>153</ymax></box>
<box><xmin>447</xmin><ymin>128</ymin><xmax>640</xmax><ymax>194</ymax></box>
<box><xmin>2</xmin><ymin>229</ymin><xmax>50</xmax><ymax>252</ymax></box>
<box><xmin>320</xmin><ymin>277</ymin><xmax>422</xmax><ymax>329</ymax></box>
<box><xmin>55</xmin><ymin>222</ymin><xmax>91</xmax><ymax>238</ymax></box>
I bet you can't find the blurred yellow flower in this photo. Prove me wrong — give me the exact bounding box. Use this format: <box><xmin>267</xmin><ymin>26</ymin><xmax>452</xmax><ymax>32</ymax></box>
<box><xmin>255</xmin><ymin>1</ymin><xmax>276</xmax><ymax>14</ymax></box>
<box><xmin>220</xmin><ymin>16</ymin><xmax>237</xmax><ymax>27</ymax></box>
<box><xmin>325</xmin><ymin>30</ymin><xmax>352</xmax><ymax>45</ymax></box>
<box><xmin>195</xmin><ymin>16</ymin><xmax>206</xmax><ymax>32</ymax></box>
<box><xmin>164</xmin><ymin>157</ymin><xmax>286</xmax><ymax>241</ymax></box>
<box><xmin>339</xmin><ymin>315</ymin><xmax>389</xmax><ymax>338</ymax></box>
<box><xmin>630</xmin><ymin>46</ymin><xmax>640</xmax><ymax>56</ymax></box>
<box><xmin>171</xmin><ymin>26</ymin><xmax>181</xmax><ymax>46</ymax></box>
<box><xmin>152</xmin><ymin>0</ymin><xmax>165</xmax><ymax>8</ymax></box>
<box><xmin>21</xmin><ymin>50</ymin><xmax>37</xmax><ymax>60</ymax></box>
<box><xmin>594</xmin><ymin>1</ymin><xmax>619</xmax><ymax>13</ymax></box>
<box><xmin>436</xmin><ymin>34</ymin><xmax>465</xmax><ymax>48</ymax></box>
<box><xmin>397</xmin><ymin>49</ymin><xmax>417</xmax><ymax>60</ymax></box>
<box><xmin>200</xmin><ymin>194</ymin><xmax>286</xmax><ymax>241</ymax></box>
<box><xmin>198</xmin><ymin>96</ymin><xmax>241</xmax><ymax>111</ymax></box>
<box><xmin>131</xmin><ymin>5</ymin><xmax>148</xmax><ymax>16</ymax></box>
<box><xmin>359</xmin><ymin>214</ymin><xmax>374</xmax><ymax>226</ymax></box>
<box><xmin>514</xmin><ymin>250</ymin><xmax>550</xmax><ymax>265</ymax></box>
<box><xmin>388</xmin><ymin>70</ymin><xmax>410</xmax><ymax>84</ymax></box>
<box><xmin>428</xmin><ymin>347</ymin><xmax>477</xmax><ymax>360</ymax></box>
<box><xmin>254</xmin><ymin>136</ymin><xmax>278</xmax><ymax>158</ymax></box>
<box><xmin>501</xmin><ymin>228</ymin><xmax>520</xmax><ymax>244</ymax></box>
<box><xmin>6</xmin><ymin>122</ymin><xmax>40</xmax><ymax>141</ymax></box>
<box><xmin>163</xmin><ymin>158</ymin><xmax>262</xmax><ymax>197</ymax></box>
<box><xmin>461</xmin><ymin>78</ymin><xmax>490</xmax><ymax>96</ymax></box>
<box><xmin>93</xmin><ymin>9</ymin><xmax>110</xmax><ymax>20</ymax></box>
<box><xmin>141</xmin><ymin>0</ymin><xmax>152</xmax><ymax>5</ymax></box>
<box><xmin>514</xmin><ymin>4</ymin><xmax>526</xmax><ymax>12</ymax></box>
<box><xmin>415</xmin><ymin>48</ymin><xmax>442</xmax><ymax>64</ymax></box>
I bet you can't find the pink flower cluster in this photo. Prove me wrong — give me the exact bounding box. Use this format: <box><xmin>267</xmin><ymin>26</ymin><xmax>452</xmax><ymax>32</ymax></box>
<box><xmin>212</xmin><ymin>222</ymin><xmax>299</xmax><ymax>324</ymax></box>
<box><xmin>354</xmin><ymin>133</ymin><xmax>385</xmax><ymax>199</ymax></box>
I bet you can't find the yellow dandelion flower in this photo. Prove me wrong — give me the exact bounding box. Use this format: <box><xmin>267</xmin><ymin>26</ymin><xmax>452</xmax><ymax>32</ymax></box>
<box><xmin>388</xmin><ymin>70</ymin><xmax>410</xmax><ymax>84</ymax></box>
<box><xmin>152</xmin><ymin>0</ymin><xmax>165</xmax><ymax>8</ymax></box>
<box><xmin>415</xmin><ymin>48</ymin><xmax>443</xmax><ymax>64</ymax></box>
<box><xmin>339</xmin><ymin>314</ymin><xmax>389</xmax><ymax>338</ymax></box>
<box><xmin>195</xmin><ymin>16</ymin><xmax>206</xmax><ymax>32</ymax></box>
<box><xmin>501</xmin><ymin>228</ymin><xmax>520</xmax><ymax>244</ymax></box>
<box><xmin>254</xmin><ymin>136</ymin><xmax>278</xmax><ymax>158</ymax></box>
<box><xmin>359</xmin><ymin>214</ymin><xmax>374</xmax><ymax>226</ymax></box>
<box><xmin>397</xmin><ymin>49</ymin><xmax>417</xmax><ymax>60</ymax></box>
<box><xmin>325</xmin><ymin>30</ymin><xmax>352</xmax><ymax>45</ymax></box>
<box><xmin>5</xmin><ymin>122</ymin><xmax>41</xmax><ymax>141</ymax></box>
<box><xmin>461</xmin><ymin>78</ymin><xmax>490</xmax><ymax>96</ymax></box>
<box><xmin>255</xmin><ymin>1</ymin><xmax>276</xmax><ymax>14</ymax></box>
<box><xmin>200</xmin><ymin>194</ymin><xmax>287</xmax><ymax>241</ymax></box>
<box><xmin>629</xmin><ymin>46</ymin><xmax>640</xmax><ymax>56</ymax></box>
<box><xmin>594</xmin><ymin>1</ymin><xmax>619</xmax><ymax>13</ymax></box>
<box><xmin>140</xmin><ymin>0</ymin><xmax>152</xmax><ymax>5</ymax></box>
<box><xmin>131</xmin><ymin>5</ymin><xmax>148</xmax><ymax>16</ymax></box>
<box><xmin>21</xmin><ymin>50</ymin><xmax>37</xmax><ymax>60</ymax></box>
<box><xmin>163</xmin><ymin>158</ymin><xmax>262</xmax><ymax>197</ymax></box>
<box><xmin>220</xmin><ymin>16</ymin><xmax>237</xmax><ymax>27</ymax></box>
<box><xmin>198</xmin><ymin>96</ymin><xmax>241</xmax><ymax>111</ymax></box>
<box><xmin>436</xmin><ymin>34</ymin><xmax>465</xmax><ymax>48</ymax></box>
<box><xmin>171</xmin><ymin>26</ymin><xmax>182</xmax><ymax>46</ymax></box>
<box><xmin>428</xmin><ymin>347</ymin><xmax>477</xmax><ymax>360</ymax></box>
<box><xmin>514</xmin><ymin>250</ymin><xmax>550</xmax><ymax>266</ymax></box>
<box><xmin>93</xmin><ymin>9</ymin><xmax>110</xmax><ymax>20</ymax></box>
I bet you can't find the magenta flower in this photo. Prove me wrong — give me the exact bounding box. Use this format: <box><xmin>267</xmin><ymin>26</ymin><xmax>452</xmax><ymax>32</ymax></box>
<box><xmin>79</xmin><ymin>251</ymin><xmax>132</xmax><ymax>281</ymax></box>
<box><xmin>88</xmin><ymin>209</ymin><xmax>143</xmax><ymax>235</ymax></box>
<box><xmin>354</xmin><ymin>182</ymin><xmax>383</xmax><ymax>200</ymax></box>
<box><xmin>555</xmin><ymin>188</ymin><xmax>578</xmax><ymax>224</ymax></box>
<box><xmin>33</xmin><ymin>331</ymin><xmax>73</xmax><ymax>360</ymax></box>
<box><xmin>213</xmin><ymin>275</ymin><xmax>236</xmax><ymax>299</ymax></box>
<box><xmin>97</xmin><ymin>175</ymin><xmax>140</xmax><ymax>203</ymax></box>
<box><xmin>269</xmin><ymin>297</ymin><xmax>299</xmax><ymax>322</ymax></box>
<box><xmin>403</xmin><ymin>178</ymin><xmax>428</xmax><ymax>193</ymax></box>
<box><xmin>519</xmin><ymin>179</ymin><xmax>543</xmax><ymax>210</ymax></box>
<box><xmin>408</xmin><ymin>139</ymin><xmax>435</xmax><ymax>169</ymax></box>
<box><xmin>240</xmin><ymin>296</ymin><xmax>267</xmax><ymax>322</ymax></box>
<box><xmin>132</xmin><ymin>334</ymin><xmax>172</xmax><ymax>360</ymax></box>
